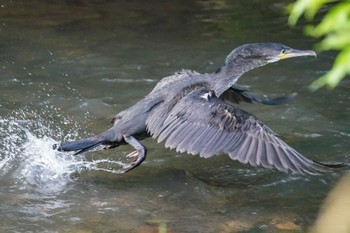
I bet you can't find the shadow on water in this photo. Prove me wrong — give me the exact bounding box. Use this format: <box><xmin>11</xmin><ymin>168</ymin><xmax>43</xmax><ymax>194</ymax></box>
<box><xmin>0</xmin><ymin>0</ymin><xmax>349</xmax><ymax>232</ymax></box>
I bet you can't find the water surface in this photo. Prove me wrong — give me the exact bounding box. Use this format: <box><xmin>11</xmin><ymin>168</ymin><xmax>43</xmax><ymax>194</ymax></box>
<box><xmin>0</xmin><ymin>1</ymin><xmax>349</xmax><ymax>232</ymax></box>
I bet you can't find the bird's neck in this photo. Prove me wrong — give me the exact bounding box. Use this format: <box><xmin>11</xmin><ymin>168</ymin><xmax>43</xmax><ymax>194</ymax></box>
<box><xmin>213</xmin><ymin>58</ymin><xmax>265</xmax><ymax>96</ymax></box>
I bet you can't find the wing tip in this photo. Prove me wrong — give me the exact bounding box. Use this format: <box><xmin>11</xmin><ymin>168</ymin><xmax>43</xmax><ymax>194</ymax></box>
<box><xmin>286</xmin><ymin>160</ymin><xmax>346</xmax><ymax>175</ymax></box>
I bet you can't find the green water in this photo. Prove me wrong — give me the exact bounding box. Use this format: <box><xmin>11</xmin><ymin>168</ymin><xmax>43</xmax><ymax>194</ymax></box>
<box><xmin>0</xmin><ymin>0</ymin><xmax>349</xmax><ymax>232</ymax></box>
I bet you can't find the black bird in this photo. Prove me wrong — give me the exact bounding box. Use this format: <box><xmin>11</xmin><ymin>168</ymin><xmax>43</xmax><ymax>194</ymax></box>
<box><xmin>55</xmin><ymin>43</ymin><xmax>339</xmax><ymax>174</ymax></box>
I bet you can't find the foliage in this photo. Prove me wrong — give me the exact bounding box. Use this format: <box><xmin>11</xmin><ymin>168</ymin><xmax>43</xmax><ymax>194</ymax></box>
<box><xmin>288</xmin><ymin>0</ymin><xmax>350</xmax><ymax>90</ymax></box>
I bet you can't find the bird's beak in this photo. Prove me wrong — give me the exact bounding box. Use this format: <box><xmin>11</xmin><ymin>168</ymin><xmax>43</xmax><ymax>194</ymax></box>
<box><xmin>278</xmin><ymin>49</ymin><xmax>317</xmax><ymax>60</ymax></box>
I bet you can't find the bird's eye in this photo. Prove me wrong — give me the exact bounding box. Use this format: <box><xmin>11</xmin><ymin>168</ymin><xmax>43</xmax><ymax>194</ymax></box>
<box><xmin>281</xmin><ymin>48</ymin><xmax>291</xmax><ymax>54</ymax></box>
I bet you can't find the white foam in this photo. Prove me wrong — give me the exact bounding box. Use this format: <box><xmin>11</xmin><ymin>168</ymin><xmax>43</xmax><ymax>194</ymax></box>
<box><xmin>1</xmin><ymin>114</ymin><xmax>129</xmax><ymax>194</ymax></box>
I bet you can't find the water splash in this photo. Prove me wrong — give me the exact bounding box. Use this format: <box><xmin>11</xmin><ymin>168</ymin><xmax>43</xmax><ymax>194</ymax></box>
<box><xmin>0</xmin><ymin>108</ymin><xmax>129</xmax><ymax>194</ymax></box>
<box><xmin>19</xmin><ymin>131</ymin><xmax>80</xmax><ymax>192</ymax></box>
<box><xmin>0</xmin><ymin>115</ymin><xmax>78</xmax><ymax>192</ymax></box>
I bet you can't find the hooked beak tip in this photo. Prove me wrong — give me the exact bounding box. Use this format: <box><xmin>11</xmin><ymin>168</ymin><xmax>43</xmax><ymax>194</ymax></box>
<box><xmin>279</xmin><ymin>49</ymin><xmax>317</xmax><ymax>60</ymax></box>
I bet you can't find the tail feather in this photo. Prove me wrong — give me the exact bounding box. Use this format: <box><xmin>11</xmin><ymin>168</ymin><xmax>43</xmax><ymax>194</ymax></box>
<box><xmin>54</xmin><ymin>126</ymin><xmax>121</xmax><ymax>154</ymax></box>
<box><xmin>55</xmin><ymin>137</ymin><xmax>102</xmax><ymax>154</ymax></box>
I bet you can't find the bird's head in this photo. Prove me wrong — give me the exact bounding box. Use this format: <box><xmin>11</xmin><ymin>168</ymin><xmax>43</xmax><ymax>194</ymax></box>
<box><xmin>224</xmin><ymin>43</ymin><xmax>316</xmax><ymax>69</ymax></box>
<box><xmin>214</xmin><ymin>43</ymin><xmax>316</xmax><ymax>97</ymax></box>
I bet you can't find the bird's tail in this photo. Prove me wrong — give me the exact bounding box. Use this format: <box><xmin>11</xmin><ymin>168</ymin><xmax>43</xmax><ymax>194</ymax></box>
<box><xmin>55</xmin><ymin>137</ymin><xmax>103</xmax><ymax>155</ymax></box>
<box><xmin>54</xmin><ymin>127</ymin><xmax>120</xmax><ymax>155</ymax></box>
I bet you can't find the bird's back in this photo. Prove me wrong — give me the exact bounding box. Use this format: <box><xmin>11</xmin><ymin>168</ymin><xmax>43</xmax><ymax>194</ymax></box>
<box><xmin>148</xmin><ymin>69</ymin><xmax>202</xmax><ymax>96</ymax></box>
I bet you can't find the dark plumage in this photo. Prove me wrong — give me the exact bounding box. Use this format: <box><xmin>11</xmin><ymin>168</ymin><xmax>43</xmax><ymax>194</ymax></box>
<box><xmin>55</xmin><ymin>43</ymin><xmax>342</xmax><ymax>174</ymax></box>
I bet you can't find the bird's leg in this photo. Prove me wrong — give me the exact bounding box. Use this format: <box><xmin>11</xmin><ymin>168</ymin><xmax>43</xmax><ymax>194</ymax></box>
<box><xmin>126</xmin><ymin>150</ymin><xmax>139</xmax><ymax>158</ymax></box>
<box><xmin>119</xmin><ymin>135</ymin><xmax>147</xmax><ymax>174</ymax></box>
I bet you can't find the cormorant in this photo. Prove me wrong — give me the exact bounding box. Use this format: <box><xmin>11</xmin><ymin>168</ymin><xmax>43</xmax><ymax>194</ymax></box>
<box><xmin>55</xmin><ymin>43</ymin><xmax>341</xmax><ymax>174</ymax></box>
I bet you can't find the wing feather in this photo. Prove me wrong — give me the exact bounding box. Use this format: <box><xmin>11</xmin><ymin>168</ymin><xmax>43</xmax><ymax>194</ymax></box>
<box><xmin>146</xmin><ymin>88</ymin><xmax>334</xmax><ymax>174</ymax></box>
<box><xmin>237</xmin><ymin>136</ymin><xmax>254</xmax><ymax>164</ymax></box>
<box><xmin>187</xmin><ymin>126</ymin><xmax>211</xmax><ymax>155</ymax></box>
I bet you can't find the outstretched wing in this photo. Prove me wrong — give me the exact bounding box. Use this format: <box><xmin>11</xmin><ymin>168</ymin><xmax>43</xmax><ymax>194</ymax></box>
<box><xmin>146</xmin><ymin>88</ymin><xmax>330</xmax><ymax>174</ymax></box>
<box><xmin>222</xmin><ymin>85</ymin><xmax>297</xmax><ymax>106</ymax></box>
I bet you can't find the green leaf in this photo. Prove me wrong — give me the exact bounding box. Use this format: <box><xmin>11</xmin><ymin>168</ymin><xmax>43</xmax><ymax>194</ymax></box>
<box><xmin>288</xmin><ymin>0</ymin><xmax>328</xmax><ymax>26</ymax></box>
<box><xmin>316</xmin><ymin>31</ymin><xmax>350</xmax><ymax>51</ymax></box>
<box><xmin>310</xmin><ymin>48</ymin><xmax>350</xmax><ymax>90</ymax></box>
<box><xmin>307</xmin><ymin>2</ymin><xmax>350</xmax><ymax>37</ymax></box>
